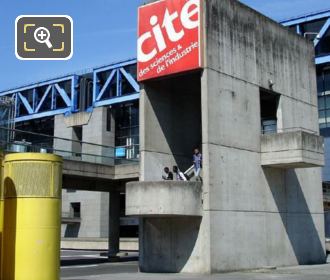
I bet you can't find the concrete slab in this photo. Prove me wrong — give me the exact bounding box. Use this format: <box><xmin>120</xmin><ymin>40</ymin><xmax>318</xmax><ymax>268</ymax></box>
<box><xmin>261</xmin><ymin>131</ymin><xmax>324</xmax><ymax>168</ymax></box>
<box><xmin>126</xmin><ymin>181</ymin><xmax>203</xmax><ymax>217</ymax></box>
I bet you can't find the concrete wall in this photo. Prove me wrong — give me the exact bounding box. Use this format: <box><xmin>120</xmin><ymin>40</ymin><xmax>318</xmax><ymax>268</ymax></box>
<box><xmin>203</xmin><ymin>0</ymin><xmax>325</xmax><ymax>272</ymax></box>
<box><xmin>137</xmin><ymin>0</ymin><xmax>325</xmax><ymax>274</ymax></box>
<box><xmin>140</xmin><ymin>73</ymin><xmax>201</xmax><ymax>181</ymax></box>
<box><xmin>82</xmin><ymin>107</ymin><xmax>115</xmax><ymax>165</ymax></box>
<box><xmin>126</xmin><ymin>181</ymin><xmax>202</xmax><ymax>216</ymax></box>
<box><xmin>61</xmin><ymin>189</ymin><xmax>109</xmax><ymax>238</ymax></box>
<box><xmin>139</xmin><ymin>72</ymin><xmax>208</xmax><ymax>272</ymax></box>
<box><xmin>57</xmin><ymin>107</ymin><xmax>115</xmax><ymax>238</ymax></box>
<box><xmin>54</xmin><ymin>114</ymin><xmax>81</xmax><ymax>159</ymax></box>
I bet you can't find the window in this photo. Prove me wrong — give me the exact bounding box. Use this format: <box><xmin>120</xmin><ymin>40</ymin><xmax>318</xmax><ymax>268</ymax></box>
<box><xmin>115</xmin><ymin>101</ymin><xmax>139</xmax><ymax>160</ymax></box>
<box><xmin>70</xmin><ymin>202</ymin><xmax>81</xmax><ymax>218</ymax></box>
<box><xmin>317</xmin><ymin>69</ymin><xmax>330</xmax><ymax>129</ymax></box>
<box><xmin>260</xmin><ymin>90</ymin><xmax>280</xmax><ymax>134</ymax></box>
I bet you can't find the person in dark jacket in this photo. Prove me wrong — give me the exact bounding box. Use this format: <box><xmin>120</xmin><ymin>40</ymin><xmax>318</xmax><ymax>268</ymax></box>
<box><xmin>162</xmin><ymin>167</ymin><xmax>173</xmax><ymax>180</ymax></box>
<box><xmin>173</xmin><ymin>165</ymin><xmax>187</xmax><ymax>181</ymax></box>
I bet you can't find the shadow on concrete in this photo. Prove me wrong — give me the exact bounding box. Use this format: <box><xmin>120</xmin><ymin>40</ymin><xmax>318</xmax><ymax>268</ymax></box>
<box><xmin>61</xmin><ymin>258</ymin><xmax>109</xmax><ymax>266</ymax></box>
<box><xmin>61</xmin><ymin>254</ymin><xmax>138</xmax><ymax>267</ymax></box>
<box><xmin>64</xmin><ymin>223</ymin><xmax>81</xmax><ymax>237</ymax></box>
<box><xmin>145</xmin><ymin>72</ymin><xmax>202</xmax><ymax>171</ymax></box>
<box><xmin>140</xmin><ymin>217</ymin><xmax>202</xmax><ymax>273</ymax></box>
<box><xmin>264</xmin><ymin>168</ymin><xmax>326</xmax><ymax>264</ymax></box>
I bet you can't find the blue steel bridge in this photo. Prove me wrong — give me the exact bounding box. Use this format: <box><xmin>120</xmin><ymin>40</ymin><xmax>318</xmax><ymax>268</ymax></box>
<box><xmin>0</xmin><ymin>59</ymin><xmax>139</xmax><ymax>123</ymax></box>
<box><xmin>0</xmin><ymin>59</ymin><xmax>140</xmax><ymax>169</ymax></box>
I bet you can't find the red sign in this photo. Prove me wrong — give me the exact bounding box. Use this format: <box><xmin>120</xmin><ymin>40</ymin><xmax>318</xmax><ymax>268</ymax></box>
<box><xmin>137</xmin><ymin>0</ymin><xmax>202</xmax><ymax>81</ymax></box>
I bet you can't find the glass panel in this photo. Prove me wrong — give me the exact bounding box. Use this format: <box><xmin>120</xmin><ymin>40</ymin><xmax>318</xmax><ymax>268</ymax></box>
<box><xmin>326</xmin><ymin>109</ymin><xmax>330</xmax><ymax>123</ymax></box>
<box><xmin>319</xmin><ymin>96</ymin><xmax>325</xmax><ymax>110</ymax></box>
<box><xmin>317</xmin><ymin>74</ymin><xmax>324</xmax><ymax>95</ymax></box>
<box><xmin>320</xmin><ymin>123</ymin><xmax>327</xmax><ymax>129</ymax></box>
<box><xmin>115</xmin><ymin>101</ymin><xmax>139</xmax><ymax>160</ymax></box>
<box><xmin>319</xmin><ymin>110</ymin><xmax>326</xmax><ymax>124</ymax></box>
<box><xmin>326</xmin><ymin>96</ymin><xmax>330</xmax><ymax>108</ymax></box>
<box><xmin>325</xmin><ymin>71</ymin><xmax>330</xmax><ymax>93</ymax></box>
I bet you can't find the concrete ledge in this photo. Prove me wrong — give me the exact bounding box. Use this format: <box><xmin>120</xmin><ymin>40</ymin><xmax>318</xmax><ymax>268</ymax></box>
<box><xmin>126</xmin><ymin>181</ymin><xmax>202</xmax><ymax>217</ymax></box>
<box><xmin>61</xmin><ymin>238</ymin><xmax>139</xmax><ymax>251</ymax></box>
<box><xmin>261</xmin><ymin>131</ymin><xmax>324</xmax><ymax>168</ymax></box>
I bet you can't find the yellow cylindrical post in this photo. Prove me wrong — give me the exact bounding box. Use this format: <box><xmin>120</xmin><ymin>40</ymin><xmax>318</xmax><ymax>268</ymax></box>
<box><xmin>2</xmin><ymin>153</ymin><xmax>62</xmax><ymax>280</ymax></box>
<box><xmin>0</xmin><ymin>152</ymin><xmax>4</xmax><ymax>279</ymax></box>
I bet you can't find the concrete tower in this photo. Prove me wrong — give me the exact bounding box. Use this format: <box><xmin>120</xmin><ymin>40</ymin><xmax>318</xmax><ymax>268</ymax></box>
<box><xmin>127</xmin><ymin>0</ymin><xmax>326</xmax><ymax>273</ymax></box>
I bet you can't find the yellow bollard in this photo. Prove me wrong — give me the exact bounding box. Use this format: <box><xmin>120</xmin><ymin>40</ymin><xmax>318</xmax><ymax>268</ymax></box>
<box><xmin>0</xmin><ymin>152</ymin><xmax>4</xmax><ymax>279</ymax></box>
<box><xmin>2</xmin><ymin>153</ymin><xmax>62</xmax><ymax>280</ymax></box>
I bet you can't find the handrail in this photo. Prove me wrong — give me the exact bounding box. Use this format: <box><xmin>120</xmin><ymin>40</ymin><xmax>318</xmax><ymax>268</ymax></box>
<box><xmin>0</xmin><ymin>140</ymin><xmax>122</xmax><ymax>162</ymax></box>
<box><xmin>0</xmin><ymin>126</ymin><xmax>116</xmax><ymax>149</ymax></box>
<box><xmin>0</xmin><ymin>126</ymin><xmax>140</xmax><ymax>165</ymax></box>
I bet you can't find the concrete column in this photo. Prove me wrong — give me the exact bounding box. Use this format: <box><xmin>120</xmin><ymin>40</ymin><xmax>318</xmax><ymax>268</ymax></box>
<box><xmin>54</xmin><ymin>114</ymin><xmax>81</xmax><ymax>159</ymax></box>
<box><xmin>82</xmin><ymin>107</ymin><xmax>115</xmax><ymax>165</ymax></box>
<box><xmin>108</xmin><ymin>191</ymin><xmax>120</xmax><ymax>258</ymax></box>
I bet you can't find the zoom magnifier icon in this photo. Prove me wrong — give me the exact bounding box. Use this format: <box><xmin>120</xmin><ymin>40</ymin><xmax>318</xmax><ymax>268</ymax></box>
<box><xmin>16</xmin><ymin>15</ymin><xmax>73</xmax><ymax>60</ymax></box>
<box><xmin>34</xmin><ymin>27</ymin><xmax>53</xmax><ymax>48</ymax></box>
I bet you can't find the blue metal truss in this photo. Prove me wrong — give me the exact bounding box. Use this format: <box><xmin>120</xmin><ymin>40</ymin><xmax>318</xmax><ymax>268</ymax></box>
<box><xmin>0</xmin><ymin>59</ymin><xmax>139</xmax><ymax>123</ymax></box>
<box><xmin>93</xmin><ymin>59</ymin><xmax>139</xmax><ymax>108</ymax></box>
<box><xmin>280</xmin><ymin>9</ymin><xmax>330</xmax><ymax>66</ymax></box>
<box><xmin>0</xmin><ymin>76</ymin><xmax>78</xmax><ymax>122</ymax></box>
<box><xmin>281</xmin><ymin>10</ymin><xmax>330</xmax><ymax>26</ymax></box>
<box><xmin>314</xmin><ymin>18</ymin><xmax>330</xmax><ymax>47</ymax></box>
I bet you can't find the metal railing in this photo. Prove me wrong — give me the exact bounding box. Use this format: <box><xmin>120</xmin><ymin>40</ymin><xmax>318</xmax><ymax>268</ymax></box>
<box><xmin>324</xmin><ymin>189</ymin><xmax>330</xmax><ymax>202</ymax></box>
<box><xmin>261</xmin><ymin>125</ymin><xmax>319</xmax><ymax>135</ymax></box>
<box><xmin>0</xmin><ymin>126</ymin><xmax>139</xmax><ymax>166</ymax></box>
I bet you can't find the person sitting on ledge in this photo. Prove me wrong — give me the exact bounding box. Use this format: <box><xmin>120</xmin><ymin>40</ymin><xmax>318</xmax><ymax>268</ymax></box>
<box><xmin>173</xmin><ymin>165</ymin><xmax>187</xmax><ymax>181</ymax></box>
<box><xmin>162</xmin><ymin>167</ymin><xmax>173</xmax><ymax>180</ymax></box>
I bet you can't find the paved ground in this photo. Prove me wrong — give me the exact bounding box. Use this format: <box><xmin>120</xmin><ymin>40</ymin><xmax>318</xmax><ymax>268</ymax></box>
<box><xmin>61</xmin><ymin>250</ymin><xmax>330</xmax><ymax>280</ymax></box>
<box><xmin>61</xmin><ymin>250</ymin><xmax>138</xmax><ymax>279</ymax></box>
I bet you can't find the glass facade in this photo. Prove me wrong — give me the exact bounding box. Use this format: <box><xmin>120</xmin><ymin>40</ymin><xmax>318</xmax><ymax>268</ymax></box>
<box><xmin>290</xmin><ymin>16</ymin><xmax>330</xmax><ymax>130</ymax></box>
<box><xmin>287</xmin><ymin>18</ymin><xmax>330</xmax><ymax>57</ymax></box>
<box><xmin>114</xmin><ymin>101</ymin><xmax>139</xmax><ymax>161</ymax></box>
<box><xmin>318</xmin><ymin>69</ymin><xmax>330</xmax><ymax>129</ymax></box>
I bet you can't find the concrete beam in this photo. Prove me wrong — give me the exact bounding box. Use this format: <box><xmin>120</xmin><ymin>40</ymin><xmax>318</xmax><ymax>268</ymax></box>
<box><xmin>126</xmin><ymin>181</ymin><xmax>203</xmax><ymax>217</ymax></box>
<box><xmin>261</xmin><ymin>131</ymin><xmax>324</xmax><ymax>168</ymax></box>
<box><xmin>62</xmin><ymin>159</ymin><xmax>139</xmax><ymax>181</ymax></box>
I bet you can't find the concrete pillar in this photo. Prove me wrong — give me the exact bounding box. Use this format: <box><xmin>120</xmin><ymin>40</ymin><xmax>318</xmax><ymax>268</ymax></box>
<box><xmin>108</xmin><ymin>191</ymin><xmax>120</xmax><ymax>258</ymax></box>
<box><xmin>82</xmin><ymin>107</ymin><xmax>115</xmax><ymax>165</ymax></box>
<box><xmin>54</xmin><ymin>114</ymin><xmax>81</xmax><ymax>159</ymax></box>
